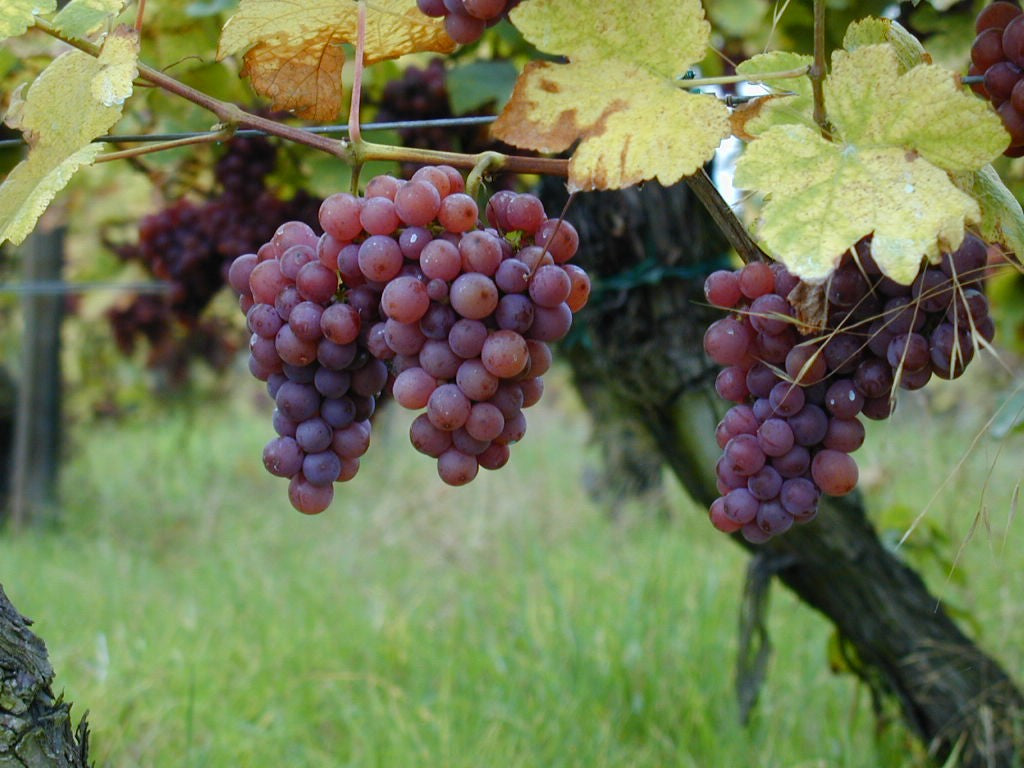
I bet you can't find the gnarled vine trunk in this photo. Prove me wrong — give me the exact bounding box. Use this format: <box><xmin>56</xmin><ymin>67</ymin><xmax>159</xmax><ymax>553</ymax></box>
<box><xmin>541</xmin><ymin>177</ymin><xmax>1024</xmax><ymax>767</ymax></box>
<box><xmin>0</xmin><ymin>585</ymin><xmax>88</xmax><ymax>768</ymax></box>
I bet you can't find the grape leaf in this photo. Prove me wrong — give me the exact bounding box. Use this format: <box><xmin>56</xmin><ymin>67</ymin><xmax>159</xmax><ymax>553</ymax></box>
<box><xmin>218</xmin><ymin>0</ymin><xmax>456</xmax><ymax>121</ymax></box>
<box><xmin>0</xmin><ymin>50</ymin><xmax>125</xmax><ymax>245</ymax></box>
<box><xmin>732</xmin><ymin>52</ymin><xmax>814</xmax><ymax>139</ymax></box>
<box><xmin>734</xmin><ymin>36</ymin><xmax>1007</xmax><ymax>284</ymax></box>
<box><xmin>53</xmin><ymin>0</ymin><xmax>126</xmax><ymax>39</ymax></box>
<box><xmin>707</xmin><ymin>0</ymin><xmax>768</xmax><ymax>37</ymax></box>
<box><xmin>493</xmin><ymin>0</ymin><xmax>729</xmax><ymax>191</ymax></box>
<box><xmin>952</xmin><ymin>166</ymin><xmax>1024</xmax><ymax>262</ymax></box>
<box><xmin>90</xmin><ymin>26</ymin><xmax>138</xmax><ymax>107</ymax></box>
<box><xmin>841</xmin><ymin>17</ymin><xmax>929</xmax><ymax>71</ymax></box>
<box><xmin>0</xmin><ymin>0</ymin><xmax>56</xmax><ymax>39</ymax></box>
<box><xmin>733</xmin><ymin>124</ymin><xmax>979</xmax><ymax>284</ymax></box>
<box><xmin>827</xmin><ymin>45</ymin><xmax>1005</xmax><ymax>172</ymax></box>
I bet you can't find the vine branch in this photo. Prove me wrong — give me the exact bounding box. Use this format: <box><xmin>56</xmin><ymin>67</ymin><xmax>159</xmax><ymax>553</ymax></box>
<box><xmin>31</xmin><ymin>16</ymin><xmax>569</xmax><ymax>179</ymax></box>
<box><xmin>96</xmin><ymin>126</ymin><xmax>235</xmax><ymax>163</ymax></box>
<box><xmin>810</xmin><ymin>0</ymin><xmax>829</xmax><ymax>135</ymax></box>
<box><xmin>685</xmin><ymin>170</ymin><xmax>768</xmax><ymax>265</ymax></box>
<box><xmin>681</xmin><ymin>66</ymin><xmax>810</xmax><ymax>89</ymax></box>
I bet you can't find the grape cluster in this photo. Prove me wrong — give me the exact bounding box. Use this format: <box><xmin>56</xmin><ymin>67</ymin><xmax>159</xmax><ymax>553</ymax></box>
<box><xmin>416</xmin><ymin>0</ymin><xmax>521</xmax><ymax>45</ymax></box>
<box><xmin>109</xmin><ymin>136</ymin><xmax>322</xmax><ymax>372</ymax></box>
<box><xmin>970</xmin><ymin>1</ymin><xmax>1024</xmax><ymax>155</ymax></box>
<box><xmin>230</xmin><ymin>165</ymin><xmax>590</xmax><ymax>512</ymax></box>
<box><xmin>704</xmin><ymin>234</ymin><xmax>995</xmax><ymax>543</ymax></box>
<box><xmin>229</xmin><ymin>222</ymin><xmax>387</xmax><ymax>514</ymax></box>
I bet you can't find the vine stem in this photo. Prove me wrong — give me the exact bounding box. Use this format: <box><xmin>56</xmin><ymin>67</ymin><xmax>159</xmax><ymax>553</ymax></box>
<box><xmin>96</xmin><ymin>126</ymin><xmax>235</xmax><ymax>163</ymax></box>
<box><xmin>465</xmin><ymin>151</ymin><xmax>505</xmax><ymax>197</ymax></box>
<box><xmin>135</xmin><ymin>0</ymin><xmax>146</xmax><ymax>34</ymax></box>
<box><xmin>348</xmin><ymin>1</ymin><xmax>367</xmax><ymax>148</ymax></box>
<box><xmin>31</xmin><ymin>16</ymin><xmax>570</xmax><ymax>179</ymax></box>
<box><xmin>681</xmin><ymin>66</ymin><xmax>810</xmax><ymax>89</ymax></box>
<box><xmin>810</xmin><ymin>0</ymin><xmax>829</xmax><ymax>135</ymax></box>
<box><xmin>685</xmin><ymin>170</ymin><xmax>768</xmax><ymax>265</ymax></box>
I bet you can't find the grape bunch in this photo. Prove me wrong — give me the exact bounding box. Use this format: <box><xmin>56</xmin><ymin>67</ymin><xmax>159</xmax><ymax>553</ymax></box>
<box><xmin>416</xmin><ymin>0</ymin><xmax>521</xmax><ymax>45</ymax></box>
<box><xmin>704</xmin><ymin>234</ymin><xmax>995</xmax><ymax>543</ymax></box>
<box><xmin>970</xmin><ymin>1</ymin><xmax>1024</xmax><ymax>155</ymax></box>
<box><xmin>229</xmin><ymin>222</ymin><xmax>387</xmax><ymax>514</ymax></box>
<box><xmin>109</xmin><ymin>136</ymin><xmax>322</xmax><ymax>376</ymax></box>
<box><xmin>229</xmin><ymin>165</ymin><xmax>591</xmax><ymax>512</ymax></box>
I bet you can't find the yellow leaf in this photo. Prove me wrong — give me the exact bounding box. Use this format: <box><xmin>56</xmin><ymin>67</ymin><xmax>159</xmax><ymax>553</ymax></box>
<box><xmin>508</xmin><ymin>0</ymin><xmax>710</xmax><ymax>80</ymax></box>
<box><xmin>952</xmin><ymin>166</ymin><xmax>1024</xmax><ymax>261</ymax></box>
<box><xmin>91</xmin><ymin>25</ymin><xmax>139</xmax><ymax>106</ymax></box>
<box><xmin>53</xmin><ymin>0</ymin><xmax>126</xmax><ymax>39</ymax></box>
<box><xmin>734</xmin><ymin>52</ymin><xmax>814</xmax><ymax>138</ymax></box>
<box><xmin>0</xmin><ymin>145</ymin><xmax>103</xmax><ymax>244</ymax></box>
<box><xmin>827</xmin><ymin>45</ymin><xmax>1006</xmax><ymax>172</ymax></box>
<box><xmin>0</xmin><ymin>50</ymin><xmax>126</xmax><ymax>245</ymax></box>
<box><xmin>734</xmin><ymin>124</ymin><xmax>979</xmax><ymax>284</ymax></box>
<box><xmin>0</xmin><ymin>0</ymin><xmax>56</xmax><ymax>40</ymax></box>
<box><xmin>494</xmin><ymin>0</ymin><xmax>729</xmax><ymax>191</ymax></box>
<box><xmin>218</xmin><ymin>0</ymin><xmax>456</xmax><ymax>121</ymax></box>
<box><xmin>842</xmin><ymin>17</ymin><xmax>930</xmax><ymax>72</ymax></box>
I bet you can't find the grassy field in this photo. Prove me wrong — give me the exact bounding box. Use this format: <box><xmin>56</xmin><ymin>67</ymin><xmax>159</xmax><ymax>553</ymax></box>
<box><xmin>0</xmin><ymin>363</ymin><xmax>1021</xmax><ymax>768</ymax></box>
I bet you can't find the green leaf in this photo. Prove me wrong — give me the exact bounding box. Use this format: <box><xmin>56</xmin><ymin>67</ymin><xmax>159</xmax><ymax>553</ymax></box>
<box><xmin>53</xmin><ymin>0</ymin><xmax>126</xmax><ymax>39</ymax></box>
<box><xmin>827</xmin><ymin>45</ymin><xmax>1006</xmax><ymax>172</ymax></box>
<box><xmin>0</xmin><ymin>50</ymin><xmax>126</xmax><ymax>245</ymax></box>
<box><xmin>951</xmin><ymin>165</ymin><xmax>1024</xmax><ymax>262</ymax></box>
<box><xmin>706</xmin><ymin>0</ymin><xmax>768</xmax><ymax>37</ymax></box>
<box><xmin>991</xmin><ymin>388</ymin><xmax>1024</xmax><ymax>439</ymax></box>
<box><xmin>0</xmin><ymin>0</ymin><xmax>56</xmax><ymax>39</ymax></box>
<box><xmin>447</xmin><ymin>59</ymin><xmax>518</xmax><ymax>115</ymax></box>
<box><xmin>734</xmin><ymin>124</ymin><xmax>979</xmax><ymax>283</ymax></box>
<box><xmin>842</xmin><ymin>17</ymin><xmax>929</xmax><ymax>72</ymax></box>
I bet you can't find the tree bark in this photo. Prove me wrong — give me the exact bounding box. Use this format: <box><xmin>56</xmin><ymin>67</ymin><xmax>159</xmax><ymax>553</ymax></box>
<box><xmin>542</xmin><ymin>177</ymin><xmax>1024</xmax><ymax>767</ymax></box>
<box><xmin>0</xmin><ymin>585</ymin><xmax>88</xmax><ymax>768</ymax></box>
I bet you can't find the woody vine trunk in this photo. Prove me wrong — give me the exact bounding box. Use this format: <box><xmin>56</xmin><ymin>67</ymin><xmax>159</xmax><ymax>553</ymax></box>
<box><xmin>0</xmin><ymin>585</ymin><xmax>88</xmax><ymax>768</ymax></box>
<box><xmin>539</xmin><ymin>176</ymin><xmax>1024</xmax><ymax>768</ymax></box>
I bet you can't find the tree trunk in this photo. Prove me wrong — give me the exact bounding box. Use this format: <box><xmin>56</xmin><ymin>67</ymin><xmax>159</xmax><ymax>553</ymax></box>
<box><xmin>541</xmin><ymin>177</ymin><xmax>1024</xmax><ymax>767</ymax></box>
<box><xmin>0</xmin><ymin>585</ymin><xmax>88</xmax><ymax>768</ymax></box>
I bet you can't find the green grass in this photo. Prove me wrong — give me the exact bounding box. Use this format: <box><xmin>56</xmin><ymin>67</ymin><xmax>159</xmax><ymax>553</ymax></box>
<box><xmin>0</xmin><ymin>364</ymin><xmax>1021</xmax><ymax>767</ymax></box>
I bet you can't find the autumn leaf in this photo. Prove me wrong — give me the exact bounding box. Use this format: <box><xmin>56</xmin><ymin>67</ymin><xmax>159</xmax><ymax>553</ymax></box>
<box><xmin>493</xmin><ymin>0</ymin><xmax>729</xmax><ymax>192</ymax></box>
<box><xmin>734</xmin><ymin>32</ymin><xmax>1007</xmax><ymax>284</ymax></box>
<box><xmin>0</xmin><ymin>50</ymin><xmax>126</xmax><ymax>245</ymax></box>
<box><xmin>91</xmin><ymin>26</ymin><xmax>139</xmax><ymax>106</ymax></box>
<box><xmin>218</xmin><ymin>0</ymin><xmax>456</xmax><ymax>121</ymax></box>
<box><xmin>53</xmin><ymin>0</ymin><xmax>126</xmax><ymax>39</ymax></box>
<box><xmin>827</xmin><ymin>45</ymin><xmax>1005</xmax><ymax>172</ymax></box>
<box><xmin>732</xmin><ymin>51</ymin><xmax>814</xmax><ymax>139</ymax></box>
<box><xmin>734</xmin><ymin>124</ymin><xmax>979</xmax><ymax>284</ymax></box>
<box><xmin>842</xmin><ymin>17</ymin><xmax>930</xmax><ymax>71</ymax></box>
<box><xmin>0</xmin><ymin>0</ymin><xmax>56</xmax><ymax>40</ymax></box>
